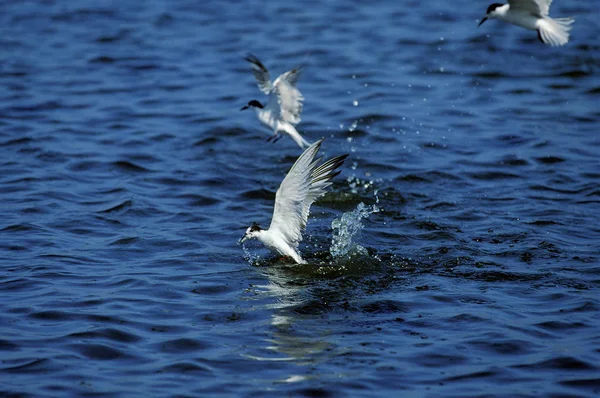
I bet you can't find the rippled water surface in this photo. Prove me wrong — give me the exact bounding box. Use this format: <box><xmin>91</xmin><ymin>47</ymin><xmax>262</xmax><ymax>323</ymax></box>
<box><xmin>1</xmin><ymin>0</ymin><xmax>599</xmax><ymax>396</ymax></box>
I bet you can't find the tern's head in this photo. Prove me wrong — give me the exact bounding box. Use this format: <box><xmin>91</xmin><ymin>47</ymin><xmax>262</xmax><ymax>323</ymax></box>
<box><xmin>479</xmin><ymin>3</ymin><xmax>504</xmax><ymax>26</ymax></box>
<box><xmin>240</xmin><ymin>100</ymin><xmax>264</xmax><ymax>111</ymax></box>
<box><xmin>239</xmin><ymin>223</ymin><xmax>263</xmax><ymax>244</ymax></box>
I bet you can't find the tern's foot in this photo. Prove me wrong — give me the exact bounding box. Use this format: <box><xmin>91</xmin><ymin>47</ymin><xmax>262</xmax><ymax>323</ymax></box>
<box><xmin>272</xmin><ymin>134</ymin><xmax>282</xmax><ymax>143</ymax></box>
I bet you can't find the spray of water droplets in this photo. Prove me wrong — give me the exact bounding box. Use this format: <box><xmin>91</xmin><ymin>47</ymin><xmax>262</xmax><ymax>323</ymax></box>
<box><xmin>242</xmin><ymin>243</ymin><xmax>263</xmax><ymax>265</ymax></box>
<box><xmin>330</xmin><ymin>196</ymin><xmax>380</xmax><ymax>260</ymax></box>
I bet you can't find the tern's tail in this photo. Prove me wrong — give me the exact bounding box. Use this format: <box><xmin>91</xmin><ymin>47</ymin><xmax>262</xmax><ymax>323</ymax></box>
<box><xmin>283</xmin><ymin>124</ymin><xmax>312</xmax><ymax>149</ymax></box>
<box><xmin>538</xmin><ymin>16</ymin><xmax>574</xmax><ymax>47</ymax></box>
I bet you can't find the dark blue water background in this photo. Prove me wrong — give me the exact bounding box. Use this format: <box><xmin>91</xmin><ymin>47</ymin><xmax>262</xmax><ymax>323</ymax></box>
<box><xmin>1</xmin><ymin>0</ymin><xmax>599</xmax><ymax>396</ymax></box>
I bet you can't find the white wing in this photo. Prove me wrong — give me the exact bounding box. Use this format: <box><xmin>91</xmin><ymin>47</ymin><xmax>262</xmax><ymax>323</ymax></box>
<box><xmin>245</xmin><ymin>54</ymin><xmax>272</xmax><ymax>94</ymax></box>
<box><xmin>272</xmin><ymin>68</ymin><xmax>304</xmax><ymax>125</ymax></box>
<box><xmin>508</xmin><ymin>0</ymin><xmax>552</xmax><ymax>16</ymax></box>
<box><xmin>269</xmin><ymin>139</ymin><xmax>347</xmax><ymax>248</ymax></box>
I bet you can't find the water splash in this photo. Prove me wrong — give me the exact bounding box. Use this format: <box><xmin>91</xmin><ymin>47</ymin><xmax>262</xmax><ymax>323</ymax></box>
<box><xmin>330</xmin><ymin>198</ymin><xmax>380</xmax><ymax>260</ymax></box>
<box><xmin>241</xmin><ymin>242</ymin><xmax>263</xmax><ymax>265</ymax></box>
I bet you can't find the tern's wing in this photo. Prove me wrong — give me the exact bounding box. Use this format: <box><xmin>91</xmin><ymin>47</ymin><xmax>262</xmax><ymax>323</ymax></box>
<box><xmin>508</xmin><ymin>0</ymin><xmax>551</xmax><ymax>16</ymax></box>
<box><xmin>301</xmin><ymin>153</ymin><xmax>348</xmax><ymax>222</ymax></box>
<box><xmin>269</xmin><ymin>139</ymin><xmax>347</xmax><ymax>249</ymax></box>
<box><xmin>245</xmin><ymin>54</ymin><xmax>272</xmax><ymax>94</ymax></box>
<box><xmin>269</xmin><ymin>140</ymin><xmax>321</xmax><ymax>247</ymax></box>
<box><xmin>272</xmin><ymin>68</ymin><xmax>304</xmax><ymax>125</ymax></box>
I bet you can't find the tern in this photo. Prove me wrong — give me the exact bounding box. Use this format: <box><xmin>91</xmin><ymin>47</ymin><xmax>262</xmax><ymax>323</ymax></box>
<box><xmin>241</xmin><ymin>54</ymin><xmax>311</xmax><ymax>149</ymax></box>
<box><xmin>239</xmin><ymin>139</ymin><xmax>348</xmax><ymax>264</ymax></box>
<box><xmin>478</xmin><ymin>0</ymin><xmax>574</xmax><ymax>47</ymax></box>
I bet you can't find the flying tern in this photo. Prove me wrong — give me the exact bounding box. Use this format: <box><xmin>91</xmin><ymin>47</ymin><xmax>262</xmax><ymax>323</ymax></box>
<box><xmin>479</xmin><ymin>0</ymin><xmax>574</xmax><ymax>47</ymax></box>
<box><xmin>239</xmin><ymin>139</ymin><xmax>348</xmax><ymax>264</ymax></box>
<box><xmin>241</xmin><ymin>54</ymin><xmax>311</xmax><ymax>149</ymax></box>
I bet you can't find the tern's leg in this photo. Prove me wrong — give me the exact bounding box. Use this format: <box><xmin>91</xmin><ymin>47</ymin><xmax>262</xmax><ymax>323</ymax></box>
<box><xmin>272</xmin><ymin>134</ymin><xmax>282</xmax><ymax>143</ymax></box>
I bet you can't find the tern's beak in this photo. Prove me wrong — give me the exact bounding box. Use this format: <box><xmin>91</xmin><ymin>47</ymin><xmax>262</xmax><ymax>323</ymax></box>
<box><xmin>239</xmin><ymin>234</ymin><xmax>248</xmax><ymax>244</ymax></box>
<box><xmin>240</xmin><ymin>105</ymin><xmax>249</xmax><ymax>111</ymax></box>
<box><xmin>478</xmin><ymin>17</ymin><xmax>488</xmax><ymax>27</ymax></box>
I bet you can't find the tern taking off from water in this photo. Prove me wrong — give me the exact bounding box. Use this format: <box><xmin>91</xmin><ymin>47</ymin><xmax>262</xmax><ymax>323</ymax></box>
<box><xmin>241</xmin><ymin>54</ymin><xmax>311</xmax><ymax>149</ymax></box>
<box><xmin>239</xmin><ymin>139</ymin><xmax>348</xmax><ymax>264</ymax></box>
<box><xmin>478</xmin><ymin>0</ymin><xmax>574</xmax><ymax>46</ymax></box>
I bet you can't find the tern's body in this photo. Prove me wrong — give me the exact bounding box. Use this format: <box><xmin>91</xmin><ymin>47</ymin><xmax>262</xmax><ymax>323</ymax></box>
<box><xmin>241</xmin><ymin>54</ymin><xmax>311</xmax><ymax>149</ymax></box>
<box><xmin>254</xmin><ymin>106</ymin><xmax>307</xmax><ymax>149</ymax></box>
<box><xmin>240</xmin><ymin>139</ymin><xmax>348</xmax><ymax>264</ymax></box>
<box><xmin>479</xmin><ymin>0</ymin><xmax>574</xmax><ymax>47</ymax></box>
<box><xmin>252</xmin><ymin>224</ymin><xmax>305</xmax><ymax>264</ymax></box>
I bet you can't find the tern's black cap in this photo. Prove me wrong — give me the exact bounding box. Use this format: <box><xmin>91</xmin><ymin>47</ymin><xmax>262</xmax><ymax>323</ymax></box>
<box><xmin>486</xmin><ymin>3</ymin><xmax>504</xmax><ymax>14</ymax></box>
<box><xmin>249</xmin><ymin>223</ymin><xmax>262</xmax><ymax>232</ymax></box>
<box><xmin>247</xmin><ymin>100</ymin><xmax>263</xmax><ymax>109</ymax></box>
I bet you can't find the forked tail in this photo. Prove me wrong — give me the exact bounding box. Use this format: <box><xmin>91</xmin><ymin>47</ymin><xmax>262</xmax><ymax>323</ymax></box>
<box><xmin>283</xmin><ymin>124</ymin><xmax>312</xmax><ymax>149</ymax></box>
<box><xmin>538</xmin><ymin>16</ymin><xmax>574</xmax><ymax>47</ymax></box>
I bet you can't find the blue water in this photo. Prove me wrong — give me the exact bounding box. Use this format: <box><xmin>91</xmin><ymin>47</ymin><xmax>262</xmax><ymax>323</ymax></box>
<box><xmin>1</xmin><ymin>1</ymin><xmax>599</xmax><ymax>396</ymax></box>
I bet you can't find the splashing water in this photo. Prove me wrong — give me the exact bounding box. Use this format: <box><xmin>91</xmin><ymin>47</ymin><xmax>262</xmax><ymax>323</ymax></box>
<box><xmin>330</xmin><ymin>201</ymin><xmax>380</xmax><ymax>259</ymax></box>
<box><xmin>241</xmin><ymin>242</ymin><xmax>263</xmax><ymax>265</ymax></box>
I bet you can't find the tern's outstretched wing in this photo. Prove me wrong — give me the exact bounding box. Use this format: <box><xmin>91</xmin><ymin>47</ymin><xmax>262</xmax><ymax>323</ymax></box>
<box><xmin>269</xmin><ymin>139</ymin><xmax>347</xmax><ymax>248</ymax></box>
<box><xmin>269</xmin><ymin>67</ymin><xmax>304</xmax><ymax>125</ymax></box>
<box><xmin>245</xmin><ymin>54</ymin><xmax>272</xmax><ymax>94</ymax></box>
<box><xmin>508</xmin><ymin>0</ymin><xmax>551</xmax><ymax>16</ymax></box>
